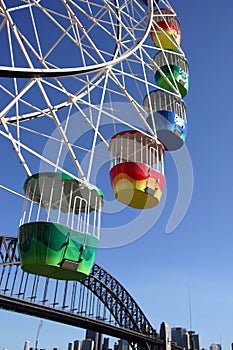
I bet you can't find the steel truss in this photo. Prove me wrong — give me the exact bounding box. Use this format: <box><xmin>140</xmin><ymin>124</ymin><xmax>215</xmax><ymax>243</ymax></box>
<box><xmin>0</xmin><ymin>236</ymin><xmax>180</xmax><ymax>350</ymax></box>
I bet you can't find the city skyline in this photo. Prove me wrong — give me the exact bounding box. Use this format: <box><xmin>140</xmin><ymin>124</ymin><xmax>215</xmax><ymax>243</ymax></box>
<box><xmin>16</xmin><ymin>322</ymin><xmax>228</xmax><ymax>350</ymax></box>
<box><xmin>3</xmin><ymin>324</ymin><xmax>226</xmax><ymax>350</ymax></box>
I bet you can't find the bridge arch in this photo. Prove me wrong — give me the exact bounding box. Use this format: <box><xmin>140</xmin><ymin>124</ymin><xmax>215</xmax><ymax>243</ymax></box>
<box><xmin>0</xmin><ymin>236</ymin><xmax>160</xmax><ymax>350</ymax></box>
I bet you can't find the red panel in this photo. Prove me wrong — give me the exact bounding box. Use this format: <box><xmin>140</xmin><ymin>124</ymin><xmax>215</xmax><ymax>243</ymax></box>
<box><xmin>110</xmin><ymin>162</ymin><xmax>164</xmax><ymax>189</ymax></box>
<box><xmin>152</xmin><ymin>21</ymin><xmax>180</xmax><ymax>34</ymax></box>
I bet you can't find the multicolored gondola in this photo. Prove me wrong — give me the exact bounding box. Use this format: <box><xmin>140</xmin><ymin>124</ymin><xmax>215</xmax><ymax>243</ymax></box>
<box><xmin>109</xmin><ymin>130</ymin><xmax>165</xmax><ymax>209</ymax></box>
<box><xmin>150</xmin><ymin>9</ymin><xmax>181</xmax><ymax>50</ymax></box>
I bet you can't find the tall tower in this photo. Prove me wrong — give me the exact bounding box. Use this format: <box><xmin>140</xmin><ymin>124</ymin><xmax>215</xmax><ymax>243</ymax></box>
<box><xmin>81</xmin><ymin>339</ymin><xmax>94</xmax><ymax>350</ymax></box>
<box><xmin>183</xmin><ymin>330</ymin><xmax>190</xmax><ymax>350</ymax></box>
<box><xmin>24</xmin><ymin>341</ymin><xmax>30</xmax><ymax>350</ymax></box>
<box><xmin>74</xmin><ymin>340</ymin><xmax>81</xmax><ymax>350</ymax></box>
<box><xmin>102</xmin><ymin>338</ymin><xmax>109</xmax><ymax>350</ymax></box>
<box><xmin>209</xmin><ymin>344</ymin><xmax>221</xmax><ymax>350</ymax></box>
<box><xmin>189</xmin><ymin>331</ymin><xmax>200</xmax><ymax>350</ymax></box>
<box><xmin>118</xmin><ymin>340</ymin><xmax>129</xmax><ymax>350</ymax></box>
<box><xmin>113</xmin><ymin>340</ymin><xmax>129</xmax><ymax>350</ymax></box>
<box><xmin>160</xmin><ymin>322</ymin><xmax>171</xmax><ymax>350</ymax></box>
<box><xmin>171</xmin><ymin>328</ymin><xmax>200</xmax><ymax>350</ymax></box>
<box><xmin>68</xmin><ymin>343</ymin><xmax>74</xmax><ymax>350</ymax></box>
<box><xmin>171</xmin><ymin>327</ymin><xmax>186</xmax><ymax>348</ymax></box>
<box><xmin>85</xmin><ymin>330</ymin><xmax>102</xmax><ymax>350</ymax></box>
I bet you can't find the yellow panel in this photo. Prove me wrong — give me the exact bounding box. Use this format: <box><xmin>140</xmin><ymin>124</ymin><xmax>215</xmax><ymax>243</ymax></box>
<box><xmin>151</xmin><ymin>31</ymin><xmax>181</xmax><ymax>50</ymax></box>
<box><xmin>113</xmin><ymin>179</ymin><xmax>162</xmax><ymax>209</ymax></box>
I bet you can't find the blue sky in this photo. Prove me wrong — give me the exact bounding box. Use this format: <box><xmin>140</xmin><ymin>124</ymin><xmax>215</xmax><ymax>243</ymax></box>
<box><xmin>1</xmin><ymin>1</ymin><xmax>233</xmax><ymax>350</ymax></box>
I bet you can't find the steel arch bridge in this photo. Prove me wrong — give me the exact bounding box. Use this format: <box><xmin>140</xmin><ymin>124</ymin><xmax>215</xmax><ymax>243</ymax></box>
<box><xmin>0</xmin><ymin>235</ymin><xmax>178</xmax><ymax>350</ymax></box>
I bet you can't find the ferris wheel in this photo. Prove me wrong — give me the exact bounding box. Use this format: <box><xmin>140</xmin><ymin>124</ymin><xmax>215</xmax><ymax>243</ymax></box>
<box><xmin>0</xmin><ymin>0</ymin><xmax>189</xmax><ymax>280</ymax></box>
<box><xmin>0</xmin><ymin>0</ymin><xmax>154</xmax><ymax>77</ymax></box>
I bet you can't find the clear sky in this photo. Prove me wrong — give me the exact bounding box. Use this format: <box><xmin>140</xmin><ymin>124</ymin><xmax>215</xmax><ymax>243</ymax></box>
<box><xmin>1</xmin><ymin>1</ymin><xmax>233</xmax><ymax>350</ymax></box>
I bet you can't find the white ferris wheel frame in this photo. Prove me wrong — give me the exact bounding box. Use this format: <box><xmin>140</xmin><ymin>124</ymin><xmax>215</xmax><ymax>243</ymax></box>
<box><xmin>0</xmin><ymin>0</ymin><xmax>184</xmax><ymax>201</ymax></box>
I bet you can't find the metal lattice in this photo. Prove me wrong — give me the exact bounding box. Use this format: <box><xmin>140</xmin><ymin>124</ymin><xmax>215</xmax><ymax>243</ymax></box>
<box><xmin>0</xmin><ymin>235</ymin><xmax>158</xmax><ymax>349</ymax></box>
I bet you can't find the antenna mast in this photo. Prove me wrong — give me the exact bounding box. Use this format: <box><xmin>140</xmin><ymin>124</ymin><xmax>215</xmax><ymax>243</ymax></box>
<box><xmin>35</xmin><ymin>320</ymin><xmax>43</xmax><ymax>350</ymax></box>
<box><xmin>188</xmin><ymin>286</ymin><xmax>193</xmax><ymax>330</ymax></box>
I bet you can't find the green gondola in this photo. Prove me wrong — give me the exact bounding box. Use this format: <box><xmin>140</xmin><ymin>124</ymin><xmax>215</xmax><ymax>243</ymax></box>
<box><xmin>18</xmin><ymin>172</ymin><xmax>104</xmax><ymax>280</ymax></box>
<box><xmin>154</xmin><ymin>51</ymin><xmax>189</xmax><ymax>97</ymax></box>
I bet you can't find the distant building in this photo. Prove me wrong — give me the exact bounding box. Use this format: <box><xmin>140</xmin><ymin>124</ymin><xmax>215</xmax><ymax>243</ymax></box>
<box><xmin>171</xmin><ymin>327</ymin><xmax>200</xmax><ymax>350</ymax></box>
<box><xmin>118</xmin><ymin>340</ymin><xmax>129</xmax><ymax>350</ymax></box>
<box><xmin>189</xmin><ymin>331</ymin><xmax>200</xmax><ymax>350</ymax></box>
<box><xmin>113</xmin><ymin>340</ymin><xmax>129</xmax><ymax>350</ymax></box>
<box><xmin>209</xmin><ymin>344</ymin><xmax>221</xmax><ymax>350</ymax></box>
<box><xmin>160</xmin><ymin>322</ymin><xmax>171</xmax><ymax>350</ymax></box>
<box><xmin>82</xmin><ymin>339</ymin><xmax>95</xmax><ymax>350</ymax></box>
<box><xmin>171</xmin><ymin>327</ymin><xmax>186</xmax><ymax>348</ymax></box>
<box><xmin>24</xmin><ymin>341</ymin><xmax>30</xmax><ymax>350</ymax></box>
<box><xmin>68</xmin><ymin>342</ymin><xmax>74</xmax><ymax>350</ymax></box>
<box><xmin>85</xmin><ymin>330</ymin><xmax>102</xmax><ymax>350</ymax></box>
<box><xmin>183</xmin><ymin>329</ymin><xmax>190</xmax><ymax>350</ymax></box>
<box><xmin>102</xmin><ymin>338</ymin><xmax>109</xmax><ymax>350</ymax></box>
<box><xmin>74</xmin><ymin>340</ymin><xmax>82</xmax><ymax>350</ymax></box>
